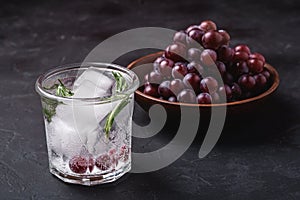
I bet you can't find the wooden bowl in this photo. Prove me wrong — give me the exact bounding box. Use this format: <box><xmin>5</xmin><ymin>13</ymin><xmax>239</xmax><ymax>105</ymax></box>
<box><xmin>127</xmin><ymin>52</ymin><xmax>280</xmax><ymax>117</ymax></box>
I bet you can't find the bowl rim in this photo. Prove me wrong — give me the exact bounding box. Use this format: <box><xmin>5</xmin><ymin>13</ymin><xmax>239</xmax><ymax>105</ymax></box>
<box><xmin>127</xmin><ymin>52</ymin><xmax>280</xmax><ymax>107</ymax></box>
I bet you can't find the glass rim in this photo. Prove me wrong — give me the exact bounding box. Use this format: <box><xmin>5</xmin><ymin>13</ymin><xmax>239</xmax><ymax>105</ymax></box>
<box><xmin>35</xmin><ymin>62</ymin><xmax>139</xmax><ymax>104</ymax></box>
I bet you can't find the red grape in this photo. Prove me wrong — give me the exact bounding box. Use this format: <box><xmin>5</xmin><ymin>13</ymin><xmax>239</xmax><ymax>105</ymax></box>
<box><xmin>169</xmin><ymin>79</ymin><xmax>185</xmax><ymax>95</ymax></box>
<box><xmin>199</xmin><ymin>20</ymin><xmax>217</xmax><ymax>32</ymax></box>
<box><xmin>197</xmin><ymin>93</ymin><xmax>212</xmax><ymax>104</ymax></box>
<box><xmin>69</xmin><ymin>156</ymin><xmax>88</xmax><ymax>174</ymax></box>
<box><xmin>144</xmin><ymin>84</ymin><xmax>159</xmax><ymax>97</ymax></box>
<box><xmin>254</xmin><ymin>74</ymin><xmax>267</xmax><ymax>89</ymax></box>
<box><xmin>95</xmin><ymin>154</ymin><xmax>112</xmax><ymax>171</ymax></box>
<box><xmin>218</xmin><ymin>30</ymin><xmax>230</xmax><ymax>45</ymax></box>
<box><xmin>158</xmin><ymin>81</ymin><xmax>174</xmax><ymax>99</ymax></box>
<box><xmin>233</xmin><ymin>61</ymin><xmax>249</xmax><ymax>77</ymax></box>
<box><xmin>146</xmin><ymin>71</ymin><xmax>163</xmax><ymax>84</ymax></box>
<box><xmin>262</xmin><ymin>69</ymin><xmax>271</xmax><ymax>80</ymax></box>
<box><xmin>187</xmin><ymin>61</ymin><xmax>204</xmax><ymax>75</ymax></box>
<box><xmin>202</xmin><ymin>30</ymin><xmax>223</xmax><ymax>50</ymax></box>
<box><xmin>200</xmin><ymin>49</ymin><xmax>217</xmax><ymax>66</ymax></box>
<box><xmin>165</xmin><ymin>43</ymin><xmax>187</xmax><ymax>62</ymax></box>
<box><xmin>216</xmin><ymin>61</ymin><xmax>226</xmax><ymax>75</ymax></box>
<box><xmin>231</xmin><ymin>83</ymin><xmax>242</xmax><ymax>99</ymax></box>
<box><xmin>200</xmin><ymin>77</ymin><xmax>219</xmax><ymax>93</ymax></box>
<box><xmin>217</xmin><ymin>45</ymin><xmax>233</xmax><ymax>62</ymax></box>
<box><xmin>172</xmin><ymin>63</ymin><xmax>188</xmax><ymax>79</ymax></box>
<box><xmin>183</xmin><ymin>73</ymin><xmax>201</xmax><ymax>94</ymax></box>
<box><xmin>233</xmin><ymin>51</ymin><xmax>249</xmax><ymax>62</ymax></box>
<box><xmin>188</xmin><ymin>29</ymin><xmax>205</xmax><ymax>45</ymax></box>
<box><xmin>235</xmin><ymin>44</ymin><xmax>251</xmax><ymax>54</ymax></box>
<box><xmin>186</xmin><ymin>25</ymin><xmax>201</xmax><ymax>33</ymax></box>
<box><xmin>238</xmin><ymin>75</ymin><xmax>256</xmax><ymax>90</ymax></box>
<box><xmin>222</xmin><ymin>72</ymin><xmax>234</xmax><ymax>85</ymax></box>
<box><xmin>219</xmin><ymin>84</ymin><xmax>233</xmax><ymax>101</ymax></box>
<box><xmin>177</xmin><ymin>89</ymin><xmax>196</xmax><ymax>103</ymax></box>
<box><xmin>153</xmin><ymin>56</ymin><xmax>165</xmax><ymax>71</ymax></box>
<box><xmin>158</xmin><ymin>58</ymin><xmax>174</xmax><ymax>78</ymax></box>
<box><xmin>173</xmin><ymin>31</ymin><xmax>188</xmax><ymax>45</ymax></box>
<box><xmin>249</xmin><ymin>52</ymin><xmax>265</xmax><ymax>63</ymax></box>
<box><xmin>247</xmin><ymin>58</ymin><xmax>264</xmax><ymax>73</ymax></box>
<box><xmin>187</xmin><ymin>48</ymin><xmax>201</xmax><ymax>61</ymax></box>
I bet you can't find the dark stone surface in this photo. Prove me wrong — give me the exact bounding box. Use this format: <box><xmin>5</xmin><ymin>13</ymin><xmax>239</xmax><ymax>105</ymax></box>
<box><xmin>0</xmin><ymin>0</ymin><xmax>299</xmax><ymax>199</ymax></box>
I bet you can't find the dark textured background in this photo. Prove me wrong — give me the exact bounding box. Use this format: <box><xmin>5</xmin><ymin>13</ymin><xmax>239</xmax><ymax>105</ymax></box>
<box><xmin>0</xmin><ymin>0</ymin><xmax>299</xmax><ymax>199</ymax></box>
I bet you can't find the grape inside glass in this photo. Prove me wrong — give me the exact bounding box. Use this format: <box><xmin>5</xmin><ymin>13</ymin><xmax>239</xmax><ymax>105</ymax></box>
<box><xmin>35</xmin><ymin>63</ymin><xmax>139</xmax><ymax>186</ymax></box>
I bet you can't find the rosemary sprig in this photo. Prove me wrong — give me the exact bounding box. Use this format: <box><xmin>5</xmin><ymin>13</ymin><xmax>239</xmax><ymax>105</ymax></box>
<box><xmin>56</xmin><ymin>79</ymin><xmax>74</xmax><ymax>97</ymax></box>
<box><xmin>104</xmin><ymin>72</ymin><xmax>128</xmax><ymax>137</ymax></box>
<box><xmin>42</xmin><ymin>98</ymin><xmax>59</xmax><ymax>123</ymax></box>
<box><xmin>42</xmin><ymin>79</ymin><xmax>74</xmax><ymax>122</ymax></box>
<box><xmin>112</xmin><ymin>71</ymin><xmax>127</xmax><ymax>92</ymax></box>
<box><xmin>104</xmin><ymin>97</ymin><xmax>130</xmax><ymax>138</ymax></box>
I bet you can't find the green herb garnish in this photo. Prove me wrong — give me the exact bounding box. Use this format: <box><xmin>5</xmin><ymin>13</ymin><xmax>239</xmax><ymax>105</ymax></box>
<box><xmin>42</xmin><ymin>98</ymin><xmax>59</xmax><ymax>123</ymax></box>
<box><xmin>112</xmin><ymin>71</ymin><xmax>127</xmax><ymax>92</ymax></box>
<box><xmin>42</xmin><ymin>79</ymin><xmax>74</xmax><ymax>122</ymax></box>
<box><xmin>104</xmin><ymin>72</ymin><xmax>128</xmax><ymax>137</ymax></box>
<box><xmin>56</xmin><ymin>79</ymin><xmax>74</xmax><ymax>97</ymax></box>
<box><xmin>104</xmin><ymin>97</ymin><xmax>130</xmax><ymax>138</ymax></box>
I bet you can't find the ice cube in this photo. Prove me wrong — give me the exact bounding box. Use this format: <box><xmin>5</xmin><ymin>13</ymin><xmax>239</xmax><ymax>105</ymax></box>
<box><xmin>48</xmin><ymin>103</ymin><xmax>108</xmax><ymax>155</ymax></box>
<box><xmin>47</xmin><ymin>102</ymin><xmax>117</xmax><ymax>157</ymax></box>
<box><xmin>46</xmin><ymin>110</ymin><xmax>83</xmax><ymax>157</ymax></box>
<box><xmin>73</xmin><ymin>66</ymin><xmax>115</xmax><ymax>98</ymax></box>
<box><xmin>73</xmin><ymin>80</ymin><xmax>108</xmax><ymax>98</ymax></box>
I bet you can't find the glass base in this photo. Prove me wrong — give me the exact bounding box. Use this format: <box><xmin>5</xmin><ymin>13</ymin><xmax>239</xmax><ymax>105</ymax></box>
<box><xmin>50</xmin><ymin>163</ymin><xmax>131</xmax><ymax>186</ymax></box>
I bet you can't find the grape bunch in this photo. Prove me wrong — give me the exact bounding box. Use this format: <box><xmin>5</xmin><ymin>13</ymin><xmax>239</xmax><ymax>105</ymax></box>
<box><xmin>142</xmin><ymin>20</ymin><xmax>272</xmax><ymax>104</ymax></box>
